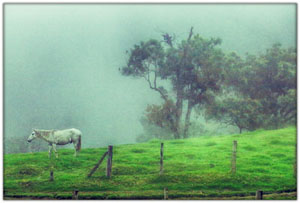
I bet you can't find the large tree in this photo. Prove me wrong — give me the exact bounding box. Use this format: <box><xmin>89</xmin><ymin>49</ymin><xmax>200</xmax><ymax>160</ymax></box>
<box><xmin>237</xmin><ymin>44</ymin><xmax>296</xmax><ymax>129</ymax></box>
<box><xmin>206</xmin><ymin>44</ymin><xmax>296</xmax><ymax>131</ymax></box>
<box><xmin>205</xmin><ymin>96</ymin><xmax>264</xmax><ymax>133</ymax></box>
<box><xmin>121</xmin><ymin>28</ymin><xmax>225</xmax><ymax>139</ymax></box>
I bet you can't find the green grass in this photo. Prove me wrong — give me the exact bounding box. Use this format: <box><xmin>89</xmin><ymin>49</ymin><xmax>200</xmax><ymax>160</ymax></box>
<box><xmin>4</xmin><ymin>127</ymin><xmax>297</xmax><ymax>200</ymax></box>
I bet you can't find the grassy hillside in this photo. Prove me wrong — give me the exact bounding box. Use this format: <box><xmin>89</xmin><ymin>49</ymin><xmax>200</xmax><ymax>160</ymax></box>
<box><xmin>4</xmin><ymin>127</ymin><xmax>297</xmax><ymax>200</ymax></box>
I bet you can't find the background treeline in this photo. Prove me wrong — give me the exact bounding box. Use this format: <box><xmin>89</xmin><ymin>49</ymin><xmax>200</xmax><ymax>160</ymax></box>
<box><xmin>121</xmin><ymin>28</ymin><xmax>296</xmax><ymax>141</ymax></box>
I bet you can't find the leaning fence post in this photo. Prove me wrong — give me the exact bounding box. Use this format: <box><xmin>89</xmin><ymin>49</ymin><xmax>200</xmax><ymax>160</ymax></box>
<box><xmin>160</xmin><ymin>143</ymin><xmax>164</xmax><ymax>175</ymax></box>
<box><xmin>72</xmin><ymin>190</ymin><xmax>79</xmax><ymax>200</ymax></box>
<box><xmin>106</xmin><ymin>145</ymin><xmax>113</xmax><ymax>178</ymax></box>
<box><xmin>164</xmin><ymin>188</ymin><xmax>168</xmax><ymax>200</ymax></box>
<box><xmin>231</xmin><ymin>140</ymin><xmax>237</xmax><ymax>173</ymax></box>
<box><xmin>87</xmin><ymin>151</ymin><xmax>108</xmax><ymax>178</ymax></box>
<box><xmin>256</xmin><ymin>190</ymin><xmax>263</xmax><ymax>200</ymax></box>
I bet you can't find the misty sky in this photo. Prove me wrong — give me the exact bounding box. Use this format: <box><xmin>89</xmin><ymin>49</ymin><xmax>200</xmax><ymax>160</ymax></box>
<box><xmin>4</xmin><ymin>4</ymin><xmax>296</xmax><ymax>149</ymax></box>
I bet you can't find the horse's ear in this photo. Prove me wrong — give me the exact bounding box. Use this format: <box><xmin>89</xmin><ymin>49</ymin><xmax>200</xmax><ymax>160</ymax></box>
<box><xmin>32</xmin><ymin>128</ymin><xmax>36</xmax><ymax>132</ymax></box>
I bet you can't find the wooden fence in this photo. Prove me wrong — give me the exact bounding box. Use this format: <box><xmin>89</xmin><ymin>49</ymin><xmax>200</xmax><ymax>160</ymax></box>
<box><xmin>45</xmin><ymin>140</ymin><xmax>293</xmax><ymax>200</ymax></box>
<box><xmin>48</xmin><ymin>140</ymin><xmax>239</xmax><ymax>179</ymax></box>
<box><xmin>87</xmin><ymin>145</ymin><xmax>113</xmax><ymax>178</ymax></box>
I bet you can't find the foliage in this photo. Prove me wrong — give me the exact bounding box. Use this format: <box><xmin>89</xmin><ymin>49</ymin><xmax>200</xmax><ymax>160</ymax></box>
<box><xmin>205</xmin><ymin>97</ymin><xmax>264</xmax><ymax>133</ymax></box>
<box><xmin>207</xmin><ymin>44</ymin><xmax>296</xmax><ymax>131</ymax></box>
<box><xmin>145</xmin><ymin>100</ymin><xmax>177</xmax><ymax>133</ymax></box>
<box><xmin>236</xmin><ymin>44</ymin><xmax>296</xmax><ymax>128</ymax></box>
<box><xmin>121</xmin><ymin>28</ymin><xmax>225</xmax><ymax>138</ymax></box>
<box><xmin>4</xmin><ymin>127</ymin><xmax>296</xmax><ymax>200</ymax></box>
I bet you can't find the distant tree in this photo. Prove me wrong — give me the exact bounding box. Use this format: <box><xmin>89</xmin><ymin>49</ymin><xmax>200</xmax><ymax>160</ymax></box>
<box><xmin>207</xmin><ymin>44</ymin><xmax>296</xmax><ymax>131</ymax></box>
<box><xmin>5</xmin><ymin>134</ymin><xmax>48</xmax><ymax>154</ymax></box>
<box><xmin>205</xmin><ymin>96</ymin><xmax>264</xmax><ymax>133</ymax></box>
<box><xmin>5</xmin><ymin>136</ymin><xmax>29</xmax><ymax>153</ymax></box>
<box><xmin>121</xmin><ymin>27</ymin><xmax>225</xmax><ymax>139</ymax></box>
<box><xmin>241</xmin><ymin>44</ymin><xmax>296</xmax><ymax>128</ymax></box>
<box><xmin>179</xmin><ymin>35</ymin><xmax>224</xmax><ymax>137</ymax></box>
<box><xmin>145</xmin><ymin>100</ymin><xmax>177</xmax><ymax>134</ymax></box>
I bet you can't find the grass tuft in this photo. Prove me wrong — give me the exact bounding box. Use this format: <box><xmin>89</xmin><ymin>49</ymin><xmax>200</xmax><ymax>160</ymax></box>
<box><xmin>205</xmin><ymin>141</ymin><xmax>217</xmax><ymax>146</ymax></box>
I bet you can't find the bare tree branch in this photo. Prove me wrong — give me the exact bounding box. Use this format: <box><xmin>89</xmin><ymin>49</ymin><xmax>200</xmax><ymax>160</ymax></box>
<box><xmin>143</xmin><ymin>71</ymin><xmax>168</xmax><ymax>101</ymax></box>
<box><xmin>154</xmin><ymin>71</ymin><xmax>157</xmax><ymax>88</ymax></box>
<box><xmin>188</xmin><ymin>26</ymin><xmax>194</xmax><ymax>42</ymax></box>
<box><xmin>182</xmin><ymin>26</ymin><xmax>194</xmax><ymax>60</ymax></box>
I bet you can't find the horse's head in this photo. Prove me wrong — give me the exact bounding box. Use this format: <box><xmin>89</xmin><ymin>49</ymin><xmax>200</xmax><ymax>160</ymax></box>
<box><xmin>28</xmin><ymin>129</ymin><xmax>37</xmax><ymax>142</ymax></box>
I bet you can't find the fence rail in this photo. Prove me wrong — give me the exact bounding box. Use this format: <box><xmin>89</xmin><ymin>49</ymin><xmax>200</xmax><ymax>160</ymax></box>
<box><xmin>40</xmin><ymin>139</ymin><xmax>295</xmax><ymax>200</ymax></box>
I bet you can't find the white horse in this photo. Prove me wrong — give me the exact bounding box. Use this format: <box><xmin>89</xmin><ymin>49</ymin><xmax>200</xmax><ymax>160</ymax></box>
<box><xmin>27</xmin><ymin>128</ymin><xmax>82</xmax><ymax>158</ymax></box>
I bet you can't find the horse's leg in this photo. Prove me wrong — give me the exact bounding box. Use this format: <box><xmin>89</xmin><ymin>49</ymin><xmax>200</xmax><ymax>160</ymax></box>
<box><xmin>73</xmin><ymin>142</ymin><xmax>77</xmax><ymax>157</ymax></box>
<box><xmin>52</xmin><ymin>144</ymin><xmax>58</xmax><ymax>158</ymax></box>
<box><xmin>48</xmin><ymin>145</ymin><xmax>52</xmax><ymax>158</ymax></box>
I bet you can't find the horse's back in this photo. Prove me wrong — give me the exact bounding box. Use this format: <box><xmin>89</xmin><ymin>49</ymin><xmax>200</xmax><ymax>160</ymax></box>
<box><xmin>57</xmin><ymin>128</ymin><xmax>81</xmax><ymax>135</ymax></box>
<box><xmin>53</xmin><ymin>128</ymin><xmax>81</xmax><ymax>144</ymax></box>
<box><xmin>69</xmin><ymin>128</ymin><xmax>82</xmax><ymax>136</ymax></box>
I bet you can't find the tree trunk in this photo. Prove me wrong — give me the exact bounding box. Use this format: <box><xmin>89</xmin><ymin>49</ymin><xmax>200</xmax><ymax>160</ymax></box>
<box><xmin>183</xmin><ymin>101</ymin><xmax>193</xmax><ymax>138</ymax></box>
<box><xmin>174</xmin><ymin>79</ymin><xmax>184</xmax><ymax>139</ymax></box>
<box><xmin>239</xmin><ymin>127</ymin><xmax>242</xmax><ymax>134</ymax></box>
<box><xmin>173</xmin><ymin>27</ymin><xmax>193</xmax><ymax>139</ymax></box>
<box><xmin>174</xmin><ymin>96</ymin><xmax>183</xmax><ymax>139</ymax></box>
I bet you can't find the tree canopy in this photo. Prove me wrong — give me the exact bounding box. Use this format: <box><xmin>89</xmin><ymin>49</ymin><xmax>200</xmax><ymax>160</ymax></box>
<box><xmin>206</xmin><ymin>43</ymin><xmax>296</xmax><ymax>132</ymax></box>
<box><xmin>121</xmin><ymin>27</ymin><xmax>225</xmax><ymax>139</ymax></box>
<box><xmin>121</xmin><ymin>29</ymin><xmax>296</xmax><ymax>139</ymax></box>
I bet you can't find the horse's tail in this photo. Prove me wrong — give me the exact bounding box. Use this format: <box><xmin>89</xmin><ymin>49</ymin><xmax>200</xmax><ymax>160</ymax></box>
<box><xmin>76</xmin><ymin>135</ymin><xmax>81</xmax><ymax>151</ymax></box>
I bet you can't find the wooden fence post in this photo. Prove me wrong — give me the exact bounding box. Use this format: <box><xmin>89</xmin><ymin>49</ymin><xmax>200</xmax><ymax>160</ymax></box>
<box><xmin>50</xmin><ymin>168</ymin><xmax>54</xmax><ymax>181</ymax></box>
<box><xmin>49</xmin><ymin>156</ymin><xmax>55</xmax><ymax>181</ymax></box>
<box><xmin>106</xmin><ymin>145</ymin><xmax>113</xmax><ymax>178</ymax></box>
<box><xmin>72</xmin><ymin>190</ymin><xmax>79</xmax><ymax>200</ymax></box>
<box><xmin>231</xmin><ymin>140</ymin><xmax>237</xmax><ymax>173</ymax></box>
<box><xmin>256</xmin><ymin>190</ymin><xmax>263</xmax><ymax>200</ymax></box>
<box><xmin>87</xmin><ymin>151</ymin><xmax>108</xmax><ymax>177</ymax></box>
<box><xmin>164</xmin><ymin>188</ymin><xmax>168</xmax><ymax>200</ymax></box>
<box><xmin>160</xmin><ymin>143</ymin><xmax>164</xmax><ymax>175</ymax></box>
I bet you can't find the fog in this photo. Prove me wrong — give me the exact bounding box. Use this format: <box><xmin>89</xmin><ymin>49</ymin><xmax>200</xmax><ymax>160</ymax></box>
<box><xmin>4</xmin><ymin>4</ymin><xmax>296</xmax><ymax>152</ymax></box>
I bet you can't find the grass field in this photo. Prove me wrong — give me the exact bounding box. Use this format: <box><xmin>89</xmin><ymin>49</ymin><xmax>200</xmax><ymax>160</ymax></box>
<box><xmin>4</xmin><ymin>127</ymin><xmax>297</xmax><ymax>200</ymax></box>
